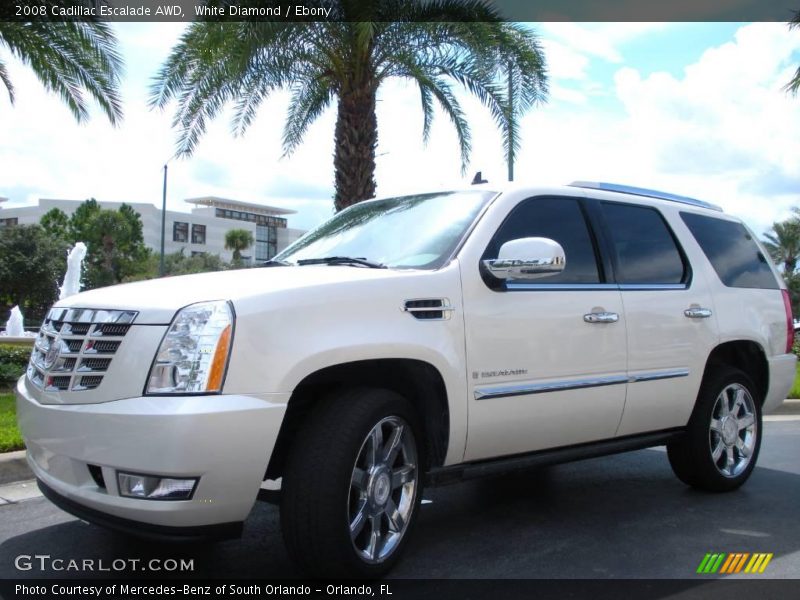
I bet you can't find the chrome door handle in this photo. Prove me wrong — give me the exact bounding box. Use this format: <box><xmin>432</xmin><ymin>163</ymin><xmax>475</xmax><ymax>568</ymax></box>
<box><xmin>584</xmin><ymin>312</ymin><xmax>619</xmax><ymax>324</ymax></box>
<box><xmin>684</xmin><ymin>307</ymin><xmax>712</xmax><ymax>319</ymax></box>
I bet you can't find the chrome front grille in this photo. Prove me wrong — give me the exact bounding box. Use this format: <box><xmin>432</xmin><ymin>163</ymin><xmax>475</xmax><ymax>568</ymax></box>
<box><xmin>27</xmin><ymin>308</ymin><xmax>137</xmax><ymax>392</ymax></box>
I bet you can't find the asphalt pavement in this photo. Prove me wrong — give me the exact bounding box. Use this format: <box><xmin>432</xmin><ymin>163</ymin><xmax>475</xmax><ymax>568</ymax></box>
<box><xmin>1</xmin><ymin>417</ymin><xmax>798</xmax><ymax>580</ymax></box>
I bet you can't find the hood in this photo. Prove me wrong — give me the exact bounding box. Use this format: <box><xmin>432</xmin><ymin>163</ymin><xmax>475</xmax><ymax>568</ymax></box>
<box><xmin>54</xmin><ymin>266</ymin><xmax>409</xmax><ymax>324</ymax></box>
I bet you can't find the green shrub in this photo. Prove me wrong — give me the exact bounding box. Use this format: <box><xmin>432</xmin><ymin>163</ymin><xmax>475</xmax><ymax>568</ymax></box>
<box><xmin>0</xmin><ymin>393</ymin><xmax>24</xmax><ymax>451</ymax></box>
<box><xmin>789</xmin><ymin>364</ymin><xmax>800</xmax><ymax>400</ymax></box>
<box><xmin>0</xmin><ymin>344</ymin><xmax>31</xmax><ymax>386</ymax></box>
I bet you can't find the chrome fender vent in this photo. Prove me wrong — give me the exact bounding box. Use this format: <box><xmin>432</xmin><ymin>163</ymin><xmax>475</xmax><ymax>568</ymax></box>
<box><xmin>402</xmin><ymin>298</ymin><xmax>454</xmax><ymax>321</ymax></box>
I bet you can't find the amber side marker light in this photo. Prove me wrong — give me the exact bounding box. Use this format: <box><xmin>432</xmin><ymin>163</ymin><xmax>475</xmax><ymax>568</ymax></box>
<box><xmin>207</xmin><ymin>324</ymin><xmax>232</xmax><ymax>392</ymax></box>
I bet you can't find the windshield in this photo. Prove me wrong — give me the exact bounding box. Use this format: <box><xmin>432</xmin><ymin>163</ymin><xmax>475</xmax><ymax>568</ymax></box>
<box><xmin>275</xmin><ymin>191</ymin><xmax>496</xmax><ymax>270</ymax></box>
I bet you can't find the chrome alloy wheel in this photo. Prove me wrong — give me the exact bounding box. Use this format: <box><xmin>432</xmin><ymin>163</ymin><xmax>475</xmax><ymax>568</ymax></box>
<box><xmin>348</xmin><ymin>416</ymin><xmax>418</xmax><ymax>564</ymax></box>
<box><xmin>709</xmin><ymin>383</ymin><xmax>757</xmax><ymax>478</ymax></box>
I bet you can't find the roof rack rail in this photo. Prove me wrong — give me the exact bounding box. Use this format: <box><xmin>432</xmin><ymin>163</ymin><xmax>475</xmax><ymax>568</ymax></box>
<box><xmin>569</xmin><ymin>181</ymin><xmax>723</xmax><ymax>212</ymax></box>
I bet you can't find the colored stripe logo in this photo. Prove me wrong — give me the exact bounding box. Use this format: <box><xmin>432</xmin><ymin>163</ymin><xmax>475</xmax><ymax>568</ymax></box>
<box><xmin>696</xmin><ymin>553</ymin><xmax>773</xmax><ymax>574</ymax></box>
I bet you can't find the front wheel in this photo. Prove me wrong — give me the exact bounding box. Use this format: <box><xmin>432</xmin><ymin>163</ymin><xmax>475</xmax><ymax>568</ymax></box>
<box><xmin>667</xmin><ymin>366</ymin><xmax>762</xmax><ymax>492</ymax></box>
<box><xmin>280</xmin><ymin>388</ymin><xmax>423</xmax><ymax>578</ymax></box>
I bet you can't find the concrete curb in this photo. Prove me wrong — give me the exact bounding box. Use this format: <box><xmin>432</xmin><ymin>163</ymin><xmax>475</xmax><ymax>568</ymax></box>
<box><xmin>0</xmin><ymin>450</ymin><xmax>31</xmax><ymax>486</ymax></box>
<box><xmin>772</xmin><ymin>399</ymin><xmax>800</xmax><ymax>416</ymax></box>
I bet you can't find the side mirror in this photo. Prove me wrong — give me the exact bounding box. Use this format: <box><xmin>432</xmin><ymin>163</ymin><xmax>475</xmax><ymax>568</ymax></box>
<box><xmin>482</xmin><ymin>237</ymin><xmax>566</xmax><ymax>281</ymax></box>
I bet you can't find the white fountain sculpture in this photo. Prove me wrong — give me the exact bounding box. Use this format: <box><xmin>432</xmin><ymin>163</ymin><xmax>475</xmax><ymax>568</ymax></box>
<box><xmin>59</xmin><ymin>242</ymin><xmax>87</xmax><ymax>300</ymax></box>
<box><xmin>0</xmin><ymin>243</ymin><xmax>88</xmax><ymax>340</ymax></box>
<box><xmin>2</xmin><ymin>305</ymin><xmax>26</xmax><ymax>337</ymax></box>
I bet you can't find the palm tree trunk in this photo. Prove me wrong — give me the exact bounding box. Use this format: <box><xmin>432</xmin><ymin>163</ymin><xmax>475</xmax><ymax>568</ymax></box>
<box><xmin>333</xmin><ymin>86</ymin><xmax>377</xmax><ymax>212</ymax></box>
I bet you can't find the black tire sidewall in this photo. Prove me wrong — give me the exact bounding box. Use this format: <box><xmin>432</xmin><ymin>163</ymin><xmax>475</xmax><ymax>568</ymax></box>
<box><xmin>685</xmin><ymin>367</ymin><xmax>763</xmax><ymax>492</ymax></box>
<box><xmin>281</xmin><ymin>388</ymin><xmax>425</xmax><ymax>578</ymax></box>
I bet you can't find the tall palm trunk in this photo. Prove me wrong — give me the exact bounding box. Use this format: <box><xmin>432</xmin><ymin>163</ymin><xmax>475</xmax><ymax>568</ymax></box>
<box><xmin>333</xmin><ymin>85</ymin><xmax>378</xmax><ymax>212</ymax></box>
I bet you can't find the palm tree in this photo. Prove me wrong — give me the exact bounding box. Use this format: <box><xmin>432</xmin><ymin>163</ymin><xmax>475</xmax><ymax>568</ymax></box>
<box><xmin>224</xmin><ymin>228</ymin><xmax>254</xmax><ymax>263</ymax></box>
<box><xmin>0</xmin><ymin>21</ymin><xmax>123</xmax><ymax>124</ymax></box>
<box><xmin>787</xmin><ymin>10</ymin><xmax>800</xmax><ymax>95</ymax></box>
<box><xmin>150</xmin><ymin>0</ymin><xmax>548</xmax><ymax>211</ymax></box>
<box><xmin>764</xmin><ymin>217</ymin><xmax>800</xmax><ymax>274</ymax></box>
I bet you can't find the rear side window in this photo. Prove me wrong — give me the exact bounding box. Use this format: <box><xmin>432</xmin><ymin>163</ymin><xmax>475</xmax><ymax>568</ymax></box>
<box><xmin>600</xmin><ymin>202</ymin><xmax>687</xmax><ymax>284</ymax></box>
<box><xmin>680</xmin><ymin>212</ymin><xmax>778</xmax><ymax>289</ymax></box>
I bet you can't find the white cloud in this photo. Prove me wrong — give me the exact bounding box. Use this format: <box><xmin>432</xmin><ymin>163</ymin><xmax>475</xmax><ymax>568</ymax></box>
<box><xmin>541</xmin><ymin>22</ymin><xmax>671</xmax><ymax>63</ymax></box>
<box><xmin>608</xmin><ymin>22</ymin><xmax>800</xmax><ymax>233</ymax></box>
<box><xmin>540</xmin><ymin>39</ymin><xmax>591</xmax><ymax>80</ymax></box>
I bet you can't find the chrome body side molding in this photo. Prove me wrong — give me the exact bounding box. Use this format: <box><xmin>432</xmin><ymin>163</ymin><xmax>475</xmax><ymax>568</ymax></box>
<box><xmin>474</xmin><ymin>368</ymin><xmax>690</xmax><ymax>400</ymax></box>
<box><xmin>628</xmin><ymin>368</ymin><xmax>690</xmax><ymax>383</ymax></box>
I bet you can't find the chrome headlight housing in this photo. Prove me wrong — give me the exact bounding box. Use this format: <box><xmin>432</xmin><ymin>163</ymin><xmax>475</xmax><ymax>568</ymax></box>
<box><xmin>146</xmin><ymin>301</ymin><xmax>234</xmax><ymax>395</ymax></box>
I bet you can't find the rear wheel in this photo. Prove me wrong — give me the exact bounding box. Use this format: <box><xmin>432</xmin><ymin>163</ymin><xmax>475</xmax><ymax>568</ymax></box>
<box><xmin>667</xmin><ymin>366</ymin><xmax>762</xmax><ymax>492</ymax></box>
<box><xmin>280</xmin><ymin>388</ymin><xmax>423</xmax><ymax>578</ymax></box>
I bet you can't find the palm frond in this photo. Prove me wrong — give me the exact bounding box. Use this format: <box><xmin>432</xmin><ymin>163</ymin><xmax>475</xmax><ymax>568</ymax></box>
<box><xmin>0</xmin><ymin>59</ymin><xmax>13</xmax><ymax>103</ymax></box>
<box><xmin>151</xmin><ymin>21</ymin><xmax>320</xmax><ymax>155</ymax></box>
<box><xmin>163</xmin><ymin>24</ymin><xmax>267</xmax><ymax>154</ymax></box>
<box><xmin>786</xmin><ymin>67</ymin><xmax>800</xmax><ymax>95</ymax></box>
<box><xmin>419</xmin><ymin>76</ymin><xmax>471</xmax><ymax>173</ymax></box>
<box><xmin>374</xmin><ymin>16</ymin><xmax>546</xmax><ymax>173</ymax></box>
<box><xmin>418</xmin><ymin>83</ymin><xmax>434</xmax><ymax>144</ymax></box>
<box><xmin>281</xmin><ymin>78</ymin><xmax>334</xmax><ymax>156</ymax></box>
<box><xmin>0</xmin><ymin>21</ymin><xmax>123</xmax><ymax>124</ymax></box>
<box><xmin>785</xmin><ymin>11</ymin><xmax>800</xmax><ymax>94</ymax></box>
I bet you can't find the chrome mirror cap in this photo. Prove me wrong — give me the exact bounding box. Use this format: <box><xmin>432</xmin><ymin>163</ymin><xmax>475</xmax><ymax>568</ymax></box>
<box><xmin>482</xmin><ymin>237</ymin><xmax>566</xmax><ymax>281</ymax></box>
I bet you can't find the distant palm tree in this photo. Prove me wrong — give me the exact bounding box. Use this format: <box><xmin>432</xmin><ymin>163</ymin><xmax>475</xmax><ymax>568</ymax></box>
<box><xmin>764</xmin><ymin>216</ymin><xmax>800</xmax><ymax>274</ymax></box>
<box><xmin>224</xmin><ymin>228</ymin><xmax>254</xmax><ymax>263</ymax></box>
<box><xmin>0</xmin><ymin>21</ymin><xmax>123</xmax><ymax>124</ymax></box>
<box><xmin>150</xmin><ymin>0</ymin><xmax>548</xmax><ymax>211</ymax></box>
<box><xmin>787</xmin><ymin>10</ymin><xmax>800</xmax><ymax>95</ymax></box>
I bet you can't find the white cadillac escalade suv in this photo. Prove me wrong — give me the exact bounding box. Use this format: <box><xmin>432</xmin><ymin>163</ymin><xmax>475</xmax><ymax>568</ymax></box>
<box><xmin>16</xmin><ymin>182</ymin><xmax>796</xmax><ymax>577</ymax></box>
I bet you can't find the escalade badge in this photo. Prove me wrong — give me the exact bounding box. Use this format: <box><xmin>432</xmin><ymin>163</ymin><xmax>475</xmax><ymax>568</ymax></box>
<box><xmin>44</xmin><ymin>335</ymin><xmax>61</xmax><ymax>369</ymax></box>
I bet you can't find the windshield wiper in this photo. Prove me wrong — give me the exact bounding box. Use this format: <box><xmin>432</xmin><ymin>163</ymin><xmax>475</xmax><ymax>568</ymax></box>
<box><xmin>261</xmin><ymin>259</ymin><xmax>292</xmax><ymax>267</ymax></box>
<box><xmin>296</xmin><ymin>256</ymin><xmax>386</xmax><ymax>269</ymax></box>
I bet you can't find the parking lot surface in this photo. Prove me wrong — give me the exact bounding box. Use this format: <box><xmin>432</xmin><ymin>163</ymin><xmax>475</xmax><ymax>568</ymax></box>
<box><xmin>1</xmin><ymin>418</ymin><xmax>798</xmax><ymax>580</ymax></box>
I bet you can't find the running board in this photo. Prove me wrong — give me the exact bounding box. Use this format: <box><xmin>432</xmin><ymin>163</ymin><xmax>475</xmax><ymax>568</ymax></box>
<box><xmin>426</xmin><ymin>429</ymin><xmax>685</xmax><ymax>487</ymax></box>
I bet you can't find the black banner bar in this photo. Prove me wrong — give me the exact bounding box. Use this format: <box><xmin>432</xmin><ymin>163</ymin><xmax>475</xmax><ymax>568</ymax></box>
<box><xmin>2</xmin><ymin>579</ymin><xmax>800</xmax><ymax>600</ymax></box>
<box><xmin>0</xmin><ymin>0</ymin><xmax>797</xmax><ymax>23</ymax></box>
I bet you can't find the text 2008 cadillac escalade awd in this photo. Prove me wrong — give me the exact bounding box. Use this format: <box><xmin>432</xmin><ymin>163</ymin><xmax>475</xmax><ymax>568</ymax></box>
<box><xmin>16</xmin><ymin>181</ymin><xmax>796</xmax><ymax>577</ymax></box>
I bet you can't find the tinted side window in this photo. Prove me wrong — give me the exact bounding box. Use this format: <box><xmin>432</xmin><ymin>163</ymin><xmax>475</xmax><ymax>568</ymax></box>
<box><xmin>483</xmin><ymin>197</ymin><xmax>600</xmax><ymax>284</ymax></box>
<box><xmin>680</xmin><ymin>212</ymin><xmax>778</xmax><ymax>289</ymax></box>
<box><xmin>601</xmin><ymin>202</ymin><xmax>687</xmax><ymax>284</ymax></box>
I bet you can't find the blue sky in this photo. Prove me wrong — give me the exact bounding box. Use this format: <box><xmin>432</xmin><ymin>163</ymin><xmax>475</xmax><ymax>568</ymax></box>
<box><xmin>0</xmin><ymin>22</ymin><xmax>799</xmax><ymax>236</ymax></box>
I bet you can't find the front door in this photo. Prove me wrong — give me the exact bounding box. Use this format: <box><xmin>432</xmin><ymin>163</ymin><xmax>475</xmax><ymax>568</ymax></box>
<box><xmin>462</xmin><ymin>196</ymin><xmax>628</xmax><ymax>462</ymax></box>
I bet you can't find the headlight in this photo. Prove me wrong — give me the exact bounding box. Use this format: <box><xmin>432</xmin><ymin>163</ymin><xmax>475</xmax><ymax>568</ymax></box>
<box><xmin>146</xmin><ymin>301</ymin><xmax>234</xmax><ymax>394</ymax></box>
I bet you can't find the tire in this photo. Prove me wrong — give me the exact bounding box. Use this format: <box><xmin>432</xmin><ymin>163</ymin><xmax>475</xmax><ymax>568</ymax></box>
<box><xmin>667</xmin><ymin>366</ymin><xmax>762</xmax><ymax>492</ymax></box>
<box><xmin>280</xmin><ymin>388</ymin><xmax>424</xmax><ymax>578</ymax></box>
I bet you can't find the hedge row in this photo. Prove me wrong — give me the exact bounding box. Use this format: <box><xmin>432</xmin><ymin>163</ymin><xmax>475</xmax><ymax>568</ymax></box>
<box><xmin>0</xmin><ymin>344</ymin><xmax>31</xmax><ymax>386</ymax></box>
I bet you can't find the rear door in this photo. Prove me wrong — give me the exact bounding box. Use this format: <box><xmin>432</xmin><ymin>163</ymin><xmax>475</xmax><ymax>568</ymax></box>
<box><xmin>595</xmin><ymin>201</ymin><xmax>719</xmax><ymax>435</ymax></box>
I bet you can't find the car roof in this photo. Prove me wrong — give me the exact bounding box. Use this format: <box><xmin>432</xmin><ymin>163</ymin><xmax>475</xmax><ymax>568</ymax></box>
<box><xmin>371</xmin><ymin>180</ymin><xmax>726</xmax><ymax>216</ymax></box>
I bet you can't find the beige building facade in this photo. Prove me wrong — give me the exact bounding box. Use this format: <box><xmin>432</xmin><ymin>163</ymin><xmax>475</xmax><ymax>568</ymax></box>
<box><xmin>0</xmin><ymin>196</ymin><xmax>306</xmax><ymax>263</ymax></box>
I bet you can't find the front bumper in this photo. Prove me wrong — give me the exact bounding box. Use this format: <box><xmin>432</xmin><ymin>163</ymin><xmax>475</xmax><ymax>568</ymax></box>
<box><xmin>15</xmin><ymin>377</ymin><xmax>288</xmax><ymax>531</ymax></box>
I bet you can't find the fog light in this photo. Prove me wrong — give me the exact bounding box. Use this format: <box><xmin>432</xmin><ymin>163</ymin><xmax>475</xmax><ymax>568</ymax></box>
<box><xmin>117</xmin><ymin>472</ymin><xmax>197</xmax><ymax>500</ymax></box>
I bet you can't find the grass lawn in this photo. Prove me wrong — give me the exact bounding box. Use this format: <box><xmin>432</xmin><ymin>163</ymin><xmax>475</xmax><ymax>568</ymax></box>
<box><xmin>789</xmin><ymin>364</ymin><xmax>800</xmax><ymax>400</ymax></box>
<box><xmin>0</xmin><ymin>391</ymin><xmax>24</xmax><ymax>453</ymax></box>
